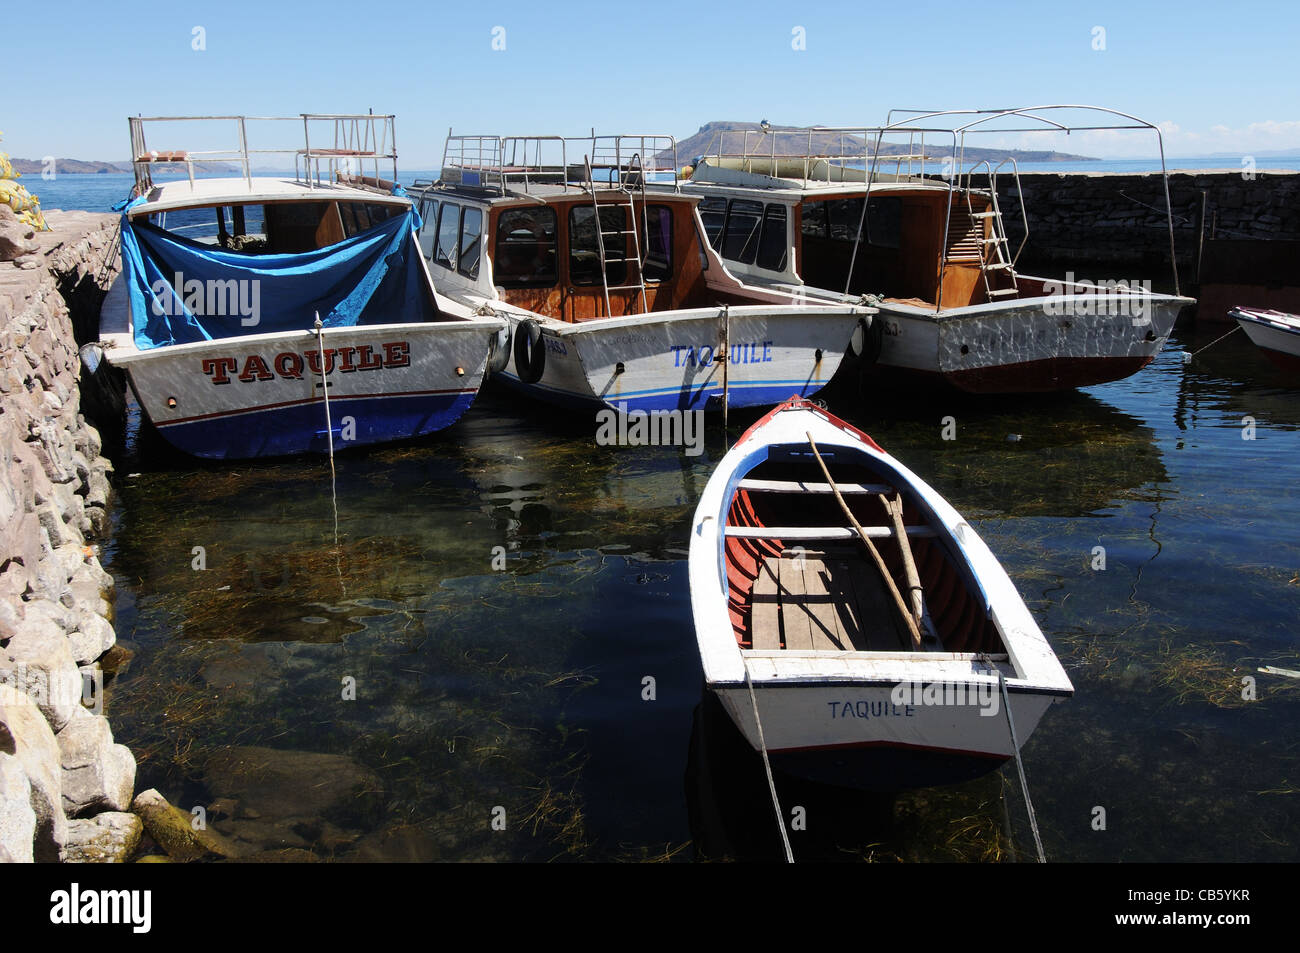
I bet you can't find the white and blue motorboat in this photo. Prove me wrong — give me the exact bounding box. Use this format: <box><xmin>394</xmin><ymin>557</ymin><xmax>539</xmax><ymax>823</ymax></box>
<box><xmin>97</xmin><ymin>114</ymin><xmax>505</xmax><ymax>459</ymax></box>
<box><xmin>404</xmin><ymin>133</ymin><xmax>872</xmax><ymax>413</ymax></box>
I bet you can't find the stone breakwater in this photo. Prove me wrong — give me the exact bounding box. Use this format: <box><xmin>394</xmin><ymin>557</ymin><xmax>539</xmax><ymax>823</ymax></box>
<box><xmin>0</xmin><ymin>209</ymin><xmax>140</xmax><ymax>863</ymax></box>
<box><xmin>967</xmin><ymin>169</ymin><xmax>1300</xmax><ymax>281</ymax></box>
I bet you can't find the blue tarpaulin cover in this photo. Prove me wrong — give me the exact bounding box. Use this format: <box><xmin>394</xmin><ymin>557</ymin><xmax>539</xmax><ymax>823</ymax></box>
<box><xmin>120</xmin><ymin>206</ymin><xmax>434</xmax><ymax>350</ymax></box>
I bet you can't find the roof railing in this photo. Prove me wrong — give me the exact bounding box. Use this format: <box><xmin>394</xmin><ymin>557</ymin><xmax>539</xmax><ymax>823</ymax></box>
<box><xmin>437</xmin><ymin>132</ymin><xmax>680</xmax><ymax>197</ymax></box>
<box><xmin>692</xmin><ymin>106</ymin><xmax>1181</xmax><ymax>295</ymax></box>
<box><xmin>127</xmin><ymin>113</ymin><xmax>399</xmax><ymax>196</ymax></box>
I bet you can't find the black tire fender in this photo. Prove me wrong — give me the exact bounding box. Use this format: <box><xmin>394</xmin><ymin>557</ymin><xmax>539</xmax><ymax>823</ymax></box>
<box><xmin>849</xmin><ymin>315</ymin><xmax>883</xmax><ymax>366</ymax></box>
<box><xmin>486</xmin><ymin>323</ymin><xmax>511</xmax><ymax>374</ymax></box>
<box><xmin>513</xmin><ymin>319</ymin><xmax>547</xmax><ymax>384</ymax></box>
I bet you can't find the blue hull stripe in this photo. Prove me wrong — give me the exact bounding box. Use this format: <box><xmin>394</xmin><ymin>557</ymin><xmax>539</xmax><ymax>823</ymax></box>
<box><xmin>150</xmin><ymin>391</ymin><xmax>477</xmax><ymax>459</ymax></box>
<box><xmin>495</xmin><ymin>375</ymin><xmax>826</xmax><ymax>412</ymax></box>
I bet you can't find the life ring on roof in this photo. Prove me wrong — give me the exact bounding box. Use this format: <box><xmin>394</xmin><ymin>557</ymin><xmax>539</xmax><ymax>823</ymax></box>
<box><xmin>513</xmin><ymin>318</ymin><xmax>546</xmax><ymax>384</ymax></box>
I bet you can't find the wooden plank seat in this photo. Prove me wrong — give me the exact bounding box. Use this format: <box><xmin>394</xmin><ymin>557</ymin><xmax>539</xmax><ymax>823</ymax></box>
<box><xmin>749</xmin><ymin>555</ymin><xmax>910</xmax><ymax>652</ymax></box>
<box><xmin>135</xmin><ymin>151</ymin><xmax>189</xmax><ymax>163</ymax></box>
<box><xmin>737</xmin><ymin>478</ymin><xmax>895</xmax><ymax>495</ymax></box>
<box><xmin>725</xmin><ymin>525</ymin><xmax>938</xmax><ymax>541</ymax></box>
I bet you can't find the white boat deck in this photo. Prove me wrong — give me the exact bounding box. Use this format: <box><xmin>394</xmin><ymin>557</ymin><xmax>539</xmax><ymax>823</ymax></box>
<box><xmin>131</xmin><ymin>176</ymin><xmax>406</xmax><ymax>214</ymax></box>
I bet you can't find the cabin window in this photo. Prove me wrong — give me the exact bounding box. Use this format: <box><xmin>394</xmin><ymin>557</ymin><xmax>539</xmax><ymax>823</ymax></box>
<box><xmin>459</xmin><ymin>207</ymin><xmax>483</xmax><ymax>279</ymax></box>
<box><xmin>172</xmin><ymin>204</ymin><xmax>267</xmax><ymax>250</ymax></box>
<box><xmin>569</xmin><ymin>206</ymin><xmax>627</xmax><ymax>286</ymax></box>
<box><xmin>642</xmin><ymin>204</ymin><xmax>673</xmax><ymax>281</ymax></box>
<box><xmin>434</xmin><ymin>203</ymin><xmax>459</xmax><ymax>270</ymax></box>
<box><xmin>721</xmin><ymin>199</ymin><xmax>764</xmax><ymax>264</ymax></box>
<box><xmin>366</xmin><ymin>204</ymin><xmax>398</xmax><ymax>228</ymax></box>
<box><xmin>800</xmin><ymin>201</ymin><xmax>828</xmax><ymax>240</ymax></box>
<box><xmin>756</xmin><ymin>205</ymin><xmax>788</xmax><ymax>272</ymax></box>
<box><xmin>826</xmin><ymin>197</ymin><xmax>866</xmax><ymax>243</ymax></box>
<box><xmin>494</xmin><ymin>208</ymin><xmax>558</xmax><ymax>287</ymax></box>
<box><xmin>698</xmin><ymin>197</ymin><xmax>727</xmax><ymax>250</ymax></box>
<box><xmin>863</xmin><ymin>197</ymin><xmax>902</xmax><ymax>249</ymax></box>
<box><xmin>418</xmin><ymin>198</ymin><xmax>438</xmax><ymax>233</ymax></box>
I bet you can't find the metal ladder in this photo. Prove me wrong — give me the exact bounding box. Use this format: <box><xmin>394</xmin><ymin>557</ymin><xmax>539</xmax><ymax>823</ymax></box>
<box><xmin>584</xmin><ymin>153</ymin><xmax>649</xmax><ymax>317</ymax></box>
<box><xmin>964</xmin><ymin>160</ymin><xmax>1026</xmax><ymax>300</ymax></box>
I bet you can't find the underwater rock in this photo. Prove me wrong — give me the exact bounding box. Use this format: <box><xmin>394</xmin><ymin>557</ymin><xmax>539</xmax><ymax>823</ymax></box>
<box><xmin>131</xmin><ymin>788</ymin><xmax>244</xmax><ymax>862</ymax></box>
<box><xmin>202</xmin><ymin>745</ymin><xmax>380</xmax><ymax>819</ymax></box>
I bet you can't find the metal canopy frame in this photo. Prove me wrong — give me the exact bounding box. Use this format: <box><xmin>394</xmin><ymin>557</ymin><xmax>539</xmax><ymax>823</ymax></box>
<box><xmin>694</xmin><ymin>106</ymin><xmax>1181</xmax><ymax>303</ymax></box>
<box><xmin>127</xmin><ymin>113</ymin><xmax>399</xmax><ymax>197</ymax></box>
<box><xmin>437</xmin><ymin>130</ymin><xmax>680</xmax><ymax>198</ymax></box>
<box><xmin>819</xmin><ymin>105</ymin><xmax>1181</xmax><ymax>301</ymax></box>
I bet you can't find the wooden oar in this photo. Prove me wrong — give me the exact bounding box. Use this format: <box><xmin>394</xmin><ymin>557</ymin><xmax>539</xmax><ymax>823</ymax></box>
<box><xmin>806</xmin><ymin>433</ymin><xmax>922</xmax><ymax>649</ymax></box>
<box><xmin>879</xmin><ymin>491</ymin><xmax>925</xmax><ymax>630</ymax></box>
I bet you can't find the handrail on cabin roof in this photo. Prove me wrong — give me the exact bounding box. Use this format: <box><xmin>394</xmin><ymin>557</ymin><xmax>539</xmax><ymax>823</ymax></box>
<box><xmin>437</xmin><ymin>132</ymin><xmax>680</xmax><ymax>196</ymax></box>
<box><xmin>691</xmin><ymin>106</ymin><xmax>1181</xmax><ymax>297</ymax></box>
<box><xmin>127</xmin><ymin>113</ymin><xmax>399</xmax><ymax>196</ymax></box>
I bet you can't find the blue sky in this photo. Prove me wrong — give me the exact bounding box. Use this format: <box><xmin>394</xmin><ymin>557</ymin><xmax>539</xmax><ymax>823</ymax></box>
<box><xmin>7</xmin><ymin>0</ymin><xmax>1299</xmax><ymax>165</ymax></box>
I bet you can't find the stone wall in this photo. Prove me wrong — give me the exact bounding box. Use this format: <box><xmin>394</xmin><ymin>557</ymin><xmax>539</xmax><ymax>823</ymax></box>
<box><xmin>0</xmin><ymin>209</ymin><xmax>141</xmax><ymax>863</ymax></box>
<box><xmin>967</xmin><ymin>169</ymin><xmax>1300</xmax><ymax>290</ymax></box>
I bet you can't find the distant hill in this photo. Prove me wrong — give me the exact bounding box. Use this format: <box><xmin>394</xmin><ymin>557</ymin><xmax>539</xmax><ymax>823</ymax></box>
<box><xmin>666</xmin><ymin>121</ymin><xmax>1096</xmax><ymax>165</ymax></box>
<box><xmin>9</xmin><ymin>158</ymin><xmax>243</xmax><ymax>174</ymax></box>
<box><xmin>10</xmin><ymin>158</ymin><xmax>132</xmax><ymax>174</ymax></box>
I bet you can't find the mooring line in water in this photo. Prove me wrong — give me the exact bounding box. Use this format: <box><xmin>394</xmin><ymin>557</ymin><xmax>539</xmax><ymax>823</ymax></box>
<box><xmin>1183</xmin><ymin>324</ymin><xmax>1242</xmax><ymax>363</ymax></box>
<box><xmin>313</xmin><ymin>313</ymin><xmax>340</xmax><ymax>547</ymax></box>
<box><xmin>744</xmin><ymin>660</ymin><xmax>794</xmax><ymax>863</ymax></box>
<box><xmin>996</xmin><ymin>667</ymin><xmax>1046</xmax><ymax>863</ymax></box>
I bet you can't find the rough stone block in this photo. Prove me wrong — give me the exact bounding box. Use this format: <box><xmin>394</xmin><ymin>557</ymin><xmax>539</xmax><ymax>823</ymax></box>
<box><xmin>0</xmin><ymin>685</ymin><xmax>67</xmax><ymax>861</ymax></box>
<box><xmin>57</xmin><ymin>707</ymin><xmax>135</xmax><ymax>816</ymax></box>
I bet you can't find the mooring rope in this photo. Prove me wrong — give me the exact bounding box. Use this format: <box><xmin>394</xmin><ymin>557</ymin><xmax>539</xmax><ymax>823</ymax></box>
<box><xmin>1182</xmin><ymin>323</ymin><xmax>1242</xmax><ymax>363</ymax></box>
<box><xmin>313</xmin><ymin>313</ymin><xmax>340</xmax><ymax>546</ymax></box>
<box><xmin>997</xmin><ymin>668</ymin><xmax>1046</xmax><ymax>863</ymax></box>
<box><xmin>743</xmin><ymin>660</ymin><xmax>794</xmax><ymax>863</ymax></box>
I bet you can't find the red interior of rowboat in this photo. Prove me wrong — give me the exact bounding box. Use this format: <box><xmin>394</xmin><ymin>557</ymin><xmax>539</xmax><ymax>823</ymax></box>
<box><xmin>722</xmin><ymin>457</ymin><xmax>1004</xmax><ymax>654</ymax></box>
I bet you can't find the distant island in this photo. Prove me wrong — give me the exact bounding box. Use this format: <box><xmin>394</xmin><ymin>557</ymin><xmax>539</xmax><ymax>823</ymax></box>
<box><xmin>9</xmin><ymin>158</ymin><xmax>242</xmax><ymax>174</ymax></box>
<box><xmin>667</xmin><ymin>121</ymin><xmax>1098</xmax><ymax>165</ymax></box>
<box><xmin>10</xmin><ymin>158</ymin><xmax>132</xmax><ymax>174</ymax></box>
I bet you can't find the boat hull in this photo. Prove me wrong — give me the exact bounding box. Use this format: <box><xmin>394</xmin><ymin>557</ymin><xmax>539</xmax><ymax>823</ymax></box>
<box><xmin>1234</xmin><ymin>308</ymin><xmax>1300</xmax><ymax>372</ymax></box>
<box><xmin>107</xmin><ymin>322</ymin><xmax>500</xmax><ymax>459</ymax></box>
<box><xmin>491</xmin><ymin>307</ymin><xmax>864</xmax><ymax>412</ymax></box>
<box><xmin>688</xmin><ymin>399</ymin><xmax>1074</xmax><ymax>791</ymax></box>
<box><xmin>713</xmin><ymin>681</ymin><xmax>1056</xmax><ymax>790</ymax></box>
<box><xmin>865</xmin><ymin>293</ymin><xmax>1189</xmax><ymax>393</ymax></box>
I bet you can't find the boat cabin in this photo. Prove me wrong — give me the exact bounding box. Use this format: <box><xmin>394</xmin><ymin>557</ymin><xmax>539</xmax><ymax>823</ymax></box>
<box><xmin>685</xmin><ymin>109</ymin><xmax>1187</xmax><ymax>313</ymax></box>
<box><xmin>409</xmin><ymin>134</ymin><xmax>778</xmax><ymax>320</ymax></box>
<box><xmin>688</xmin><ymin>165</ymin><xmax>1028</xmax><ymax>312</ymax></box>
<box><xmin>134</xmin><ymin>178</ymin><xmax>409</xmax><ymax>254</ymax></box>
<box><xmin>119</xmin><ymin>115</ymin><xmax>455</xmax><ymax>332</ymax></box>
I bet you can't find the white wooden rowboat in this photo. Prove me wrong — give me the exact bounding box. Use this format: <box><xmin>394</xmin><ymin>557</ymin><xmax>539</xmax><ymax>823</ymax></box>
<box><xmin>688</xmin><ymin>397</ymin><xmax>1073</xmax><ymax>789</ymax></box>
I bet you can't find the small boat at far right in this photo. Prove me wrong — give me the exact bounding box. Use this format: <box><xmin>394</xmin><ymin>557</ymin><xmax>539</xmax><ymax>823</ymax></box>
<box><xmin>1231</xmin><ymin>307</ymin><xmax>1300</xmax><ymax>372</ymax></box>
